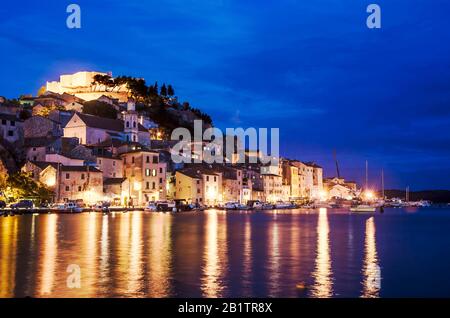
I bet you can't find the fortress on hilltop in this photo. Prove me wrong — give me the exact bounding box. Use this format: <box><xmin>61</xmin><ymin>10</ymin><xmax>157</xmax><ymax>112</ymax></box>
<box><xmin>46</xmin><ymin>71</ymin><xmax>129</xmax><ymax>102</ymax></box>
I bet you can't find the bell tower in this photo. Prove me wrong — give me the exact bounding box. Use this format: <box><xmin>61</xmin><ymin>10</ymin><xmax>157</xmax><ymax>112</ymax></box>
<box><xmin>123</xmin><ymin>98</ymin><xmax>138</xmax><ymax>143</ymax></box>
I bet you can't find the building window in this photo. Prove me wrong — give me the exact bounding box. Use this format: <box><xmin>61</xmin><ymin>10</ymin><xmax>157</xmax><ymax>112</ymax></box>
<box><xmin>113</xmin><ymin>172</ymin><xmax>116</xmax><ymax>177</ymax></box>
<box><xmin>1</xmin><ymin>119</ymin><xmax>5</xmax><ymax>125</ymax></box>
<box><xmin>131</xmin><ymin>157</ymin><xmax>135</xmax><ymax>164</ymax></box>
<box><xmin>159</xmin><ymin>167</ymin><xmax>163</xmax><ymax>174</ymax></box>
<box><xmin>32</xmin><ymin>147</ymin><xmax>36</xmax><ymax>151</ymax></box>
<box><xmin>113</xmin><ymin>161</ymin><xmax>116</xmax><ymax>166</ymax></box>
<box><xmin>133</xmin><ymin>121</ymin><xmax>137</xmax><ymax>128</ymax></box>
<box><xmin>7</xmin><ymin>131</ymin><xmax>13</xmax><ymax>137</ymax></box>
<box><xmin>98</xmin><ymin>159</ymin><xmax>102</xmax><ymax>164</ymax></box>
<box><xmin>159</xmin><ymin>178</ymin><xmax>163</xmax><ymax>184</ymax></box>
<box><xmin>197</xmin><ymin>189</ymin><xmax>201</xmax><ymax>194</ymax></box>
<box><xmin>65</xmin><ymin>186</ymin><xmax>70</xmax><ymax>191</ymax></box>
<box><xmin>153</xmin><ymin>156</ymin><xmax>158</xmax><ymax>163</ymax></box>
<box><xmin>146</xmin><ymin>182</ymin><xmax>149</xmax><ymax>190</ymax></box>
<box><xmin>196</xmin><ymin>180</ymin><xmax>200</xmax><ymax>184</ymax></box>
<box><xmin>10</xmin><ymin>121</ymin><xmax>15</xmax><ymax>127</ymax></box>
<box><xmin>152</xmin><ymin>169</ymin><xmax>157</xmax><ymax>177</ymax></box>
<box><xmin>78</xmin><ymin>186</ymin><xmax>82</xmax><ymax>192</ymax></box>
<box><xmin>65</xmin><ymin>173</ymin><xmax>70</xmax><ymax>179</ymax></box>
<box><xmin>206</xmin><ymin>176</ymin><xmax>209</xmax><ymax>182</ymax></box>
<box><xmin>126</xmin><ymin>121</ymin><xmax>130</xmax><ymax>128</ymax></box>
<box><xmin>146</xmin><ymin>156</ymin><xmax>150</xmax><ymax>163</ymax></box>
<box><xmin>145</xmin><ymin>168</ymin><xmax>150</xmax><ymax>176</ymax></box>
<box><xmin>81</xmin><ymin>173</ymin><xmax>85</xmax><ymax>180</ymax></box>
<box><xmin>152</xmin><ymin>182</ymin><xmax>156</xmax><ymax>190</ymax></box>
<box><xmin>132</xmin><ymin>135</ymin><xmax>136</xmax><ymax>142</ymax></box>
<box><xmin>214</xmin><ymin>176</ymin><xmax>217</xmax><ymax>182</ymax></box>
<box><xmin>33</xmin><ymin>156</ymin><xmax>37</xmax><ymax>161</ymax></box>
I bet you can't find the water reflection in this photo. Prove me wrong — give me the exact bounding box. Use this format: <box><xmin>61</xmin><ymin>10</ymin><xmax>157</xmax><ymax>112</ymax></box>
<box><xmin>201</xmin><ymin>210</ymin><xmax>228</xmax><ymax>297</ymax></box>
<box><xmin>0</xmin><ymin>217</ymin><xmax>18</xmax><ymax>297</ymax></box>
<box><xmin>128</xmin><ymin>212</ymin><xmax>144</xmax><ymax>295</ymax></box>
<box><xmin>267</xmin><ymin>214</ymin><xmax>281</xmax><ymax>297</ymax></box>
<box><xmin>99</xmin><ymin>214</ymin><xmax>109</xmax><ymax>287</ymax></box>
<box><xmin>147</xmin><ymin>213</ymin><xmax>172</xmax><ymax>297</ymax></box>
<box><xmin>241</xmin><ymin>215</ymin><xmax>252</xmax><ymax>296</ymax></box>
<box><xmin>311</xmin><ymin>208</ymin><xmax>333</xmax><ymax>297</ymax></box>
<box><xmin>361</xmin><ymin>217</ymin><xmax>381</xmax><ymax>298</ymax></box>
<box><xmin>39</xmin><ymin>214</ymin><xmax>58</xmax><ymax>296</ymax></box>
<box><xmin>0</xmin><ymin>209</ymin><xmax>398</xmax><ymax>297</ymax></box>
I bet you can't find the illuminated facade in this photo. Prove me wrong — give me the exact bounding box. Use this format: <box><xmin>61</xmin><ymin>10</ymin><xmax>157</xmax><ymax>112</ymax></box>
<box><xmin>40</xmin><ymin>164</ymin><xmax>103</xmax><ymax>204</ymax></box>
<box><xmin>46</xmin><ymin>71</ymin><xmax>128</xmax><ymax>102</ymax></box>
<box><xmin>121</xmin><ymin>150</ymin><xmax>167</xmax><ymax>206</ymax></box>
<box><xmin>175</xmin><ymin>168</ymin><xmax>222</xmax><ymax>206</ymax></box>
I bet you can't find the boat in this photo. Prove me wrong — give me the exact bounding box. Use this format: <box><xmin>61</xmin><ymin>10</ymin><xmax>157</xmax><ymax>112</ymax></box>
<box><xmin>262</xmin><ymin>203</ymin><xmax>274</xmax><ymax>210</ymax></box>
<box><xmin>224</xmin><ymin>202</ymin><xmax>239</xmax><ymax>210</ymax></box>
<box><xmin>235</xmin><ymin>203</ymin><xmax>250</xmax><ymax>210</ymax></box>
<box><xmin>50</xmin><ymin>202</ymin><xmax>82</xmax><ymax>213</ymax></box>
<box><xmin>247</xmin><ymin>200</ymin><xmax>264</xmax><ymax>210</ymax></box>
<box><xmin>155</xmin><ymin>201</ymin><xmax>176</xmax><ymax>212</ymax></box>
<box><xmin>274</xmin><ymin>201</ymin><xmax>291</xmax><ymax>209</ymax></box>
<box><xmin>350</xmin><ymin>205</ymin><xmax>376</xmax><ymax>212</ymax></box>
<box><xmin>66</xmin><ymin>202</ymin><xmax>83</xmax><ymax>213</ymax></box>
<box><xmin>144</xmin><ymin>202</ymin><xmax>157</xmax><ymax>212</ymax></box>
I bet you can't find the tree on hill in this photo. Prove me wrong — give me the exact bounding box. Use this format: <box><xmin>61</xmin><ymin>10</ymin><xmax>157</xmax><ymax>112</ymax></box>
<box><xmin>167</xmin><ymin>84</ymin><xmax>175</xmax><ymax>96</ymax></box>
<box><xmin>37</xmin><ymin>86</ymin><xmax>46</xmax><ymax>96</ymax></box>
<box><xmin>0</xmin><ymin>172</ymin><xmax>53</xmax><ymax>204</ymax></box>
<box><xmin>160</xmin><ymin>83</ymin><xmax>167</xmax><ymax>96</ymax></box>
<box><xmin>33</xmin><ymin>104</ymin><xmax>66</xmax><ymax>117</ymax></box>
<box><xmin>82</xmin><ymin>101</ymin><xmax>118</xmax><ymax>119</ymax></box>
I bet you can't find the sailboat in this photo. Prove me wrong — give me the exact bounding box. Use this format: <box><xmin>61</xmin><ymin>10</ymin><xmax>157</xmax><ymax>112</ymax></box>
<box><xmin>351</xmin><ymin>161</ymin><xmax>376</xmax><ymax>213</ymax></box>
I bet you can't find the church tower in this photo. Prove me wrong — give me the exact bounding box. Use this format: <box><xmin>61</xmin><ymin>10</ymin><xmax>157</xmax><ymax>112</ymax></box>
<box><xmin>123</xmin><ymin>98</ymin><xmax>139</xmax><ymax>143</ymax></box>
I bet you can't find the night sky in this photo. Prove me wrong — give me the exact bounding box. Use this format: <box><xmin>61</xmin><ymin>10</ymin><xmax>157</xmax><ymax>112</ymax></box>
<box><xmin>1</xmin><ymin>0</ymin><xmax>450</xmax><ymax>190</ymax></box>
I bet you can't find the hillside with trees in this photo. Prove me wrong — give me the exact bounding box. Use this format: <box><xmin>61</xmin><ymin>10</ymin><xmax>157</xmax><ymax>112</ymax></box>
<box><xmin>91</xmin><ymin>74</ymin><xmax>213</xmax><ymax>135</ymax></box>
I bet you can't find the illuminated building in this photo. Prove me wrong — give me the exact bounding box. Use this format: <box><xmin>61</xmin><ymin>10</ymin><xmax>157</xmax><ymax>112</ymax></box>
<box><xmin>175</xmin><ymin>167</ymin><xmax>222</xmax><ymax>206</ymax></box>
<box><xmin>40</xmin><ymin>164</ymin><xmax>103</xmax><ymax>204</ymax></box>
<box><xmin>46</xmin><ymin>71</ymin><xmax>129</xmax><ymax>102</ymax></box>
<box><xmin>120</xmin><ymin>149</ymin><xmax>167</xmax><ymax>206</ymax></box>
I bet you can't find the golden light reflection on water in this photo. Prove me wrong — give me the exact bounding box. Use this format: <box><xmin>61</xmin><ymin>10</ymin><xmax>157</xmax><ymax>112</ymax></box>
<box><xmin>267</xmin><ymin>215</ymin><xmax>281</xmax><ymax>297</ymax></box>
<box><xmin>311</xmin><ymin>208</ymin><xmax>333</xmax><ymax>297</ymax></box>
<box><xmin>147</xmin><ymin>213</ymin><xmax>172</xmax><ymax>297</ymax></box>
<box><xmin>241</xmin><ymin>215</ymin><xmax>252</xmax><ymax>295</ymax></box>
<box><xmin>0</xmin><ymin>210</ymin><xmax>387</xmax><ymax>298</ymax></box>
<box><xmin>0</xmin><ymin>217</ymin><xmax>18</xmax><ymax>297</ymax></box>
<box><xmin>39</xmin><ymin>214</ymin><xmax>58</xmax><ymax>296</ymax></box>
<box><xmin>127</xmin><ymin>212</ymin><xmax>143</xmax><ymax>295</ymax></box>
<box><xmin>115</xmin><ymin>212</ymin><xmax>131</xmax><ymax>294</ymax></box>
<box><xmin>99</xmin><ymin>214</ymin><xmax>109</xmax><ymax>287</ymax></box>
<box><xmin>362</xmin><ymin>217</ymin><xmax>381</xmax><ymax>298</ymax></box>
<box><xmin>201</xmin><ymin>210</ymin><xmax>228</xmax><ymax>297</ymax></box>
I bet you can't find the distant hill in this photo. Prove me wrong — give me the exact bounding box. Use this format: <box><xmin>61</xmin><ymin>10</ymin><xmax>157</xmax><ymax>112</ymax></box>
<box><xmin>381</xmin><ymin>190</ymin><xmax>450</xmax><ymax>203</ymax></box>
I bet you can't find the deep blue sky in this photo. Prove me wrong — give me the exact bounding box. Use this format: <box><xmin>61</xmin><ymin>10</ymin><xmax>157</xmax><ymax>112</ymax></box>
<box><xmin>1</xmin><ymin>0</ymin><xmax>450</xmax><ymax>190</ymax></box>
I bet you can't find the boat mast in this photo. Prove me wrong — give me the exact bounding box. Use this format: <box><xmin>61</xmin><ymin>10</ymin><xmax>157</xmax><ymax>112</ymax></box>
<box><xmin>333</xmin><ymin>149</ymin><xmax>340</xmax><ymax>178</ymax></box>
<box><xmin>381</xmin><ymin>168</ymin><xmax>385</xmax><ymax>199</ymax></box>
<box><xmin>365</xmin><ymin>160</ymin><xmax>368</xmax><ymax>190</ymax></box>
